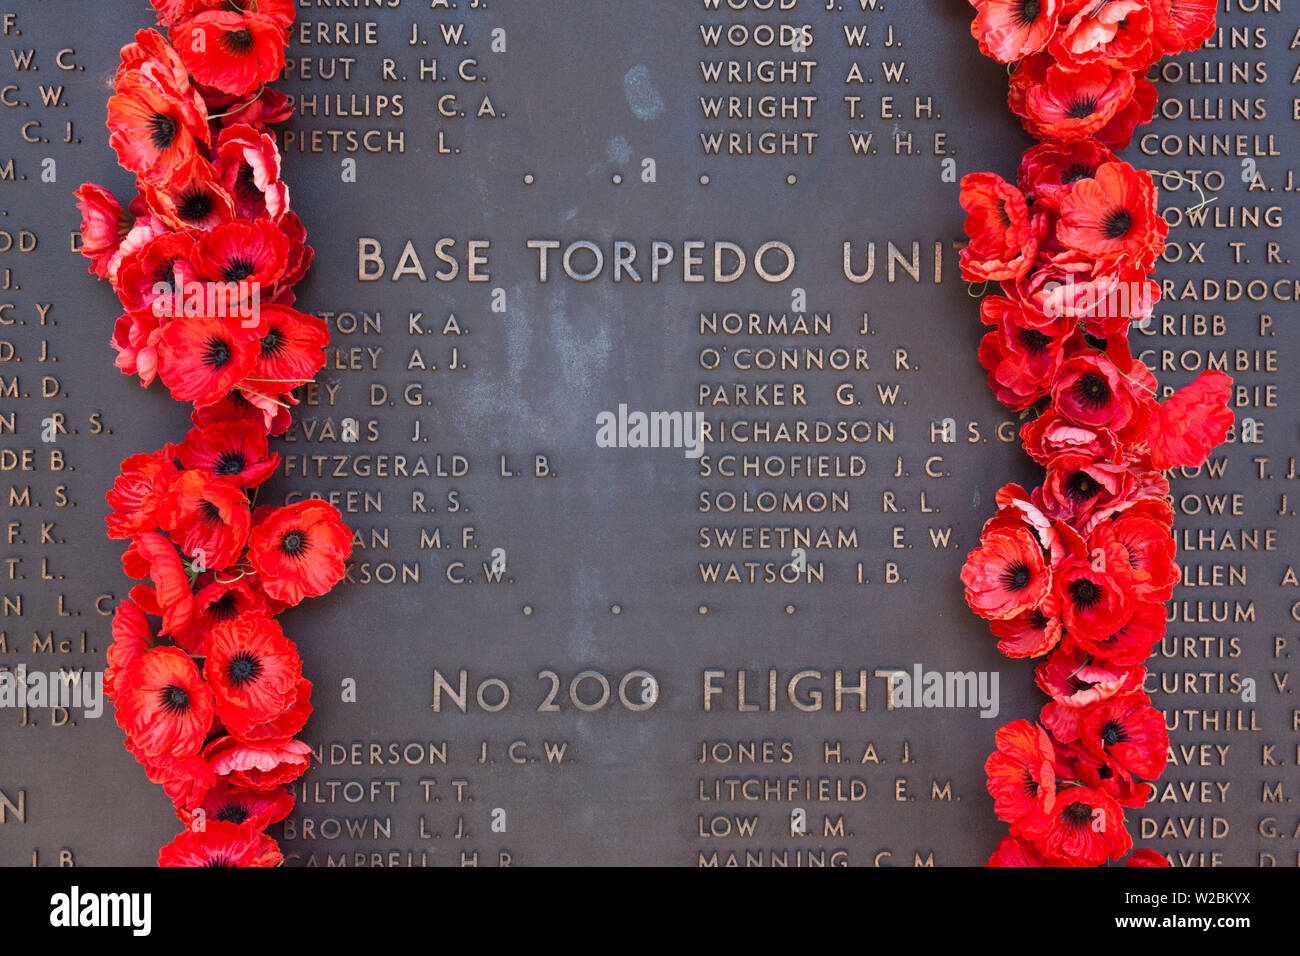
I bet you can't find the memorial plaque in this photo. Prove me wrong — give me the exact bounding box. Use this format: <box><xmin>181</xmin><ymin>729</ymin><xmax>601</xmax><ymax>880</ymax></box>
<box><xmin>0</xmin><ymin>0</ymin><xmax>1298</xmax><ymax>878</ymax></box>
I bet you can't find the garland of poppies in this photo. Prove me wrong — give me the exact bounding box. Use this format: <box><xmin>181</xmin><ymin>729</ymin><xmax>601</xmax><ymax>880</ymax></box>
<box><xmin>958</xmin><ymin>0</ymin><xmax>1235</xmax><ymax>866</ymax></box>
<box><xmin>75</xmin><ymin>0</ymin><xmax>352</xmax><ymax>866</ymax></box>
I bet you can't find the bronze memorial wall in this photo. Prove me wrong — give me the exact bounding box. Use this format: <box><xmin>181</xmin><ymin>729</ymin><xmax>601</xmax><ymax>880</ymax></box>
<box><xmin>0</xmin><ymin>0</ymin><xmax>1297</xmax><ymax>867</ymax></box>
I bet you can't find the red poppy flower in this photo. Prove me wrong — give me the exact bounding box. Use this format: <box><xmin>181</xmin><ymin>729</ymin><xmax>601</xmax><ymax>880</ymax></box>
<box><xmin>172</xmin><ymin>11</ymin><xmax>288</xmax><ymax>97</ymax></box>
<box><xmin>112</xmin><ymin>308</ymin><xmax>169</xmax><ymax>387</ymax></box>
<box><xmin>1069</xmin><ymin>260</ymin><xmax>1161</xmax><ymax>340</ymax></box>
<box><xmin>1003</xmin><ymin>250</ymin><xmax>1157</xmax><ymax>335</ymax></box>
<box><xmin>193</xmin><ymin>218</ymin><xmax>290</xmax><ymax>292</ymax></box>
<box><xmin>171</xmin><ymin>569</ymin><xmax>272</xmax><ymax>655</ymax></box>
<box><xmin>121</xmin><ymin>532</ymin><xmax>196</xmax><ymax>637</ymax></box>
<box><xmin>176</xmin><ymin>421</ymin><xmax>280</xmax><ymax>487</ymax></box>
<box><xmin>968</xmin><ymin>0</ymin><xmax>1062</xmax><ymax>63</ymax></box>
<box><xmin>141</xmin><ymin>155</ymin><xmax>235</xmax><ymax>234</ymax></box>
<box><xmin>158</xmin><ymin>470</ymin><xmax>252</xmax><ymax>572</ymax></box>
<box><xmin>241</xmin><ymin>304</ymin><xmax>328</xmax><ymax>400</ymax></box>
<box><xmin>209</xmin><ymin>86</ymin><xmax>293</xmax><ymax>134</ymax></box>
<box><xmin>114</xmin><ymin>231</ymin><xmax>199</xmax><ymax>316</ymax></box>
<box><xmin>1017</xmin><ymin>139</ymin><xmax>1118</xmax><ymax>210</ymax></box>
<box><xmin>247</xmin><ymin>500</ymin><xmax>352</xmax><ymax>606</ymax></box>
<box><xmin>1093</xmin><ymin>514</ymin><xmax>1178</xmax><ymax>601</ymax></box>
<box><xmin>204</xmin><ymin>735</ymin><xmax>312</xmax><ymax>790</ymax></box>
<box><xmin>153</xmin><ymin>0</ymin><xmax>296</xmax><ymax>29</ymax></box>
<box><xmin>106</xmin><ymin>449</ymin><xmax>180</xmax><ymax>539</ymax></box>
<box><xmin>1051</xmin><ymin>353</ymin><xmax>1150</xmax><ymax>435</ymax></box>
<box><xmin>990</xmin><ymin>593</ymin><xmax>1064</xmax><ymax>659</ymax></box>
<box><xmin>1069</xmin><ymin>599</ymin><xmax>1166</xmax><ymax>666</ymax></box>
<box><xmin>106</xmin><ymin>598</ymin><xmax>153</xmax><ymax>701</ymax></box>
<box><xmin>215</xmin><ymin>124</ymin><xmax>289</xmax><ymax>222</ymax></box>
<box><xmin>1011</xmin><ymin>57</ymin><xmax>1137</xmax><ymax>142</ymax></box>
<box><xmin>985</xmin><ymin>719</ymin><xmax>1058</xmax><ymax>840</ymax></box>
<box><xmin>1153</xmin><ymin>0</ymin><xmax>1217</xmax><ymax>55</ymax></box>
<box><xmin>988</xmin><ymin>483</ymin><xmax>1063</xmax><ymax>561</ymax></box>
<box><xmin>1058</xmin><ymin>162</ymin><xmax>1166</xmax><ymax>268</ymax></box>
<box><xmin>157</xmin><ymin>313</ymin><xmax>261</xmax><ymax>407</ymax></box>
<box><xmin>962</xmin><ymin>526</ymin><xmax>1052</xmax><ymax>621</ymax></box>
<box><xmin>1092</xmin><ymin>75</ymin><xmax>1157</xmax><ymax>151</ymax></box>
<box><xmin>107</xmin><ymin>75</ymin><xmax>207</xmax><ymax>184</ymax></box>
<box><xmin>231</xmin><ymin>673</ymin><xmax>311</xmax><ymax>741</ymax></box>
<box><xmin>126</xmin><ymin>742</ymin><xmax>215</xmax><ymax>812</ymax></box>
<box><xmin>1037</xmin><ymin>449</ymin><xmax>1134</xmax><ymax>526</ymax></box>
<box><xmin>1055</xmin><ymin>738</ymin><xmax>1154</xmax><ymax>809</ymax></box>
<box><xmin>1036</xmin><ymin>785</ymin><xmax>1131</xmax><ymax>865</ymax></box>
<box><xmin>977</xmin><ymin>296</ymin><xmax>1072</xmax><ymax>410</ymax></box>
<box><xmin>1021</xmin><ymin>412</ymin><xmax>1123</xmax><ymax>468</ymax></box>
<box><xmin>179</xmin><ymin>780</ymin><xmax>294</xmax><ymax>831</ymax></box>
<box><xmin>192</xmin><ymin>388</ymin><xmax>294</xmax><ymax>437</ymax></box>
<box><xmin>1052</xmin><ymin>541</ymin><xmax>1135</xmax><ymax>645</ymax></box>
<box><xmin>959</xmin><ymin>173</ymin><xmax>1040</xmax><ymax>282</ymax></box>
<box><xmin>987</xmin><ymin>835</ymin><xmax>1051</xmax><ymax>867</ymax></box>
<box><xmin>1051</xmin><ymin>0</ymin><xmax>1157</xmax><ymax>71</ymax></box>
<box><xmin>1079</xmin><ymin>693</ymin><xmax>1169</xmax><ymax>781</ymax></box>
<box><xmin>1037</xmin><ymin>650</ymin><xmax>1147</xmax><ymax>731</ymax></box>
<box><xmin>149</xmin><ymin>0</ymin><xmax>211</xmax><ymax>28</ymax></box>
<box><xmin>114</xmin><ymin>646</ymin><xmax>214</xmax><ymax>759</ymax></box>
<box><xmin>272</xmin><ymin>210</ymin><xmax>314</xmax><ymax>291</ymax></box>
<box><xmin>1146</xmin><ymin>370</ymin><xmax>1234</xmax><ymax>470</ymax></box>
<box><xmin>1127</xmin><ymin>848</ymin><xmax>1171</xmax><ymax>867</ymax></box>
<box><xmin>74</xmin><ymin>184</ymin><xmax>132</xmax><ymax>279</ymax></box>
<box><xmin>116</xmin><ymin>29</ymin><xmax>208</xmax><ymax>124</ymax></box>
<box><xmin>203</xmin><ymin>614</ymin><xmax>304</xmax><ymax>737</ymax></box>
<box><xmin>158</xmin><ymin>821</ymin><xmax>282</xmax><ymax>867</ymax></box>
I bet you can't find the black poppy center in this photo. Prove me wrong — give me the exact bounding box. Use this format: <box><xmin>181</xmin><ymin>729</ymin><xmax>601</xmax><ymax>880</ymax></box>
<box><xmin>235</xmin><ymin>163</ymin><xmax>261</xmax><ymax>202</ymax></box>
<box><xmin>177</xmin><ymin>187</ymin><xmax>214</xmax><ymax>224</ymax></box>
<box><xmin>1061</xmin><ymin>163</ymin><xmax>1095</xmax><ymax>185</ymax></box>
<box><xmin>1017</xmin><ymin>327</ymin><xmax>1051</xmax><ymax>356</ymax></box>
<box><xmin>215</xmin><ymin>449</ymin><xmax>248</xmax><ymax>476</ymax></box>
<box><xmin>1068</xmin><ymin>675</ymin><xmax>1098</xmax><ymax>693</ymax></box>
<box><xmin>999</xmin><ymin>560</ymin><xmax>1034</xmax><ymax>592</ymax></box>
<box><xmin>1072</xmin><ymin>372</ymin><xmax>1112</xmax><ymax>411</ymax></box>
<box><xmin>278</xmin><ymin>528</ymin><xmax>309</xmax><ymax>557</ymax></box>
<box><xmin>223</xmin><ymin>256</ymin><xmax>257</xmax><ymax>283</ymax></box>
<box><xmin>1068</xmin><ymin>578</ymin><xmax>1104</xmax><ymax>611</ymax></box>
<box><xmin>1013</xmin><ymin>0</ymin><xmax>1041</xmax><ymax>25</ymax></box>
<box><xmin>159</xmin><ymin>684</ymin><xmax>191</xmax><ymax>715</ymax></box>
<box><xmin>204</xmin><ymin>855</ymin><xmax>235</xmax><ymax>867</ymax></box>
<box><xmin>198</xmin><ymin>499</ymin><xmax>224</xmax><ymax>526</ymax></box>
<box><xmin>1021</xmin><ymin>769</ymin><xmax>1039</xmax><ymax>797</ymax></box>
<box><xmin>1029</xmin><ymin>609</ymin><xmax>1050</xmax><ymax>630</ymax></box>
<box><xmin>260</xmin><ymin>326</ymin><xmax>286</xmax><ymax>359</ymax></box>
<box><xmin>1101</xmin><ymin>719</ymin><xmax>1130</xmax><ymax>748</ymax></box>
<box><xmin>225</xmin><ymin>651</ymin><xmax>263</xmax><ymax>689</ymax></box>
<box><xmin>208</xmin><ymin>590</ymin><xmax>241</xmax><ymax>622</ymax></box>
<box><xmin>1102</xmin><ymin>208</ymin><xmax>1133</xmax><ymax>240</ymax></box>
<box><xmin>148</xmin><ymin>111</ymin><xmax>178</xmax><ymax>152</ymax></box>
<box><xmin>215</xmin><ymin>801</ymin><xmax>251</xmax><ymax>824</ymax></box>
<box><xmin>1063</xmin><ymin>801</ymin><xmax>1094</xmax><ymax>830</ymax></box>
<box><xmin>1065</xmin><ymin>470</ymin><xmax>1103</xmax><ymax>502</ymax></box>
<box><xmin>1066</xmin><ymin>95</ymin><xmax>1099</xmax><ymax>119</ymax></box>
<box><xmin>220</xmin><ymin>28</ymin><xmax>256</xmax><ymax>56</ymax></box>
<box><xmin>995</xmin><ymin>198</ymin><xmax>1013</xmax><ymax>229</ymax></box>
<box><xmin>153</xmin><ymin>257</ymin><xmax>179</xmax><ymax>290</ymax></box>
<box><xmin>202</xmin><ymin>335</ymin><xmax>233</xmax><ymax>370</ymax></box>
